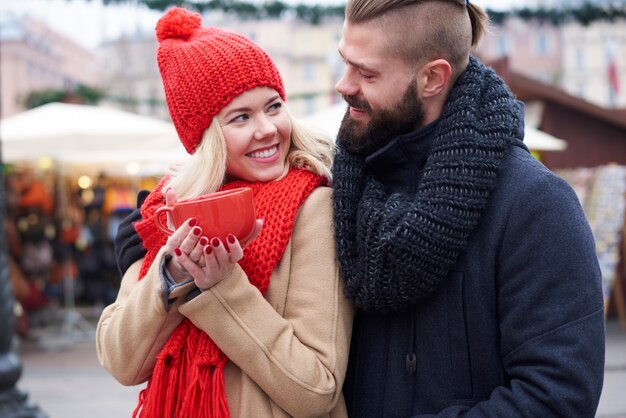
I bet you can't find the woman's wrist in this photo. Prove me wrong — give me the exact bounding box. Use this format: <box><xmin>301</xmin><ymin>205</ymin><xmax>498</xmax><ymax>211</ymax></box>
<box><xmin>165</xmin><ymin>256</ymin><xmax>193</xmax><ymax>283</ymax></box>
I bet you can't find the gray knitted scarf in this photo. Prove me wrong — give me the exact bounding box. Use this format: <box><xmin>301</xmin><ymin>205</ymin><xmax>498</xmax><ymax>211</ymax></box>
<box><xmin>332</xmin><ymin>56</ymin><xmax>526</xmax><ymax>313</ymax></box>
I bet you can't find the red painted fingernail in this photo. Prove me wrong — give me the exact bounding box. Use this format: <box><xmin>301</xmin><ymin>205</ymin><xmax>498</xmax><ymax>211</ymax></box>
<box><xmin>174</xmin><ymin>248</ymin><xmax>182</xmax><ymax>256</ymax></box>
<box><xmin>204</xmin><ymin>245</ymin><xmax>212</xmax><ymax>255</ymax></box>
<box><xmin>189</xmin><ymin>218</ymin><xmax>197</xmax><ymax>227</ymax></box>
<box><xmin>211</xmin><ymin>237</ymin><xmax>220</xmax><ymax>247</ymax></box>
<box><xmin>199</xmin><ymin>237</ymin><xmax>208</xmax><ymax>246</ymax></box>
<box><xmin>192</xmin><ymin>226</ymin><xmax>201</xmax><ymax>236</ymax></box>
<box><xmin>227</xmin><ymin>234</ymin><xmax>236</xmax><ymax>244</ymax></box>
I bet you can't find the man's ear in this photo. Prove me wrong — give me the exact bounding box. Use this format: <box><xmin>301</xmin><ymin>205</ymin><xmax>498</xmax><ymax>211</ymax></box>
<box><xmin>417</xmin><ymin>59</ymin><xmax>452</xmax><ymax>99</ymax></box>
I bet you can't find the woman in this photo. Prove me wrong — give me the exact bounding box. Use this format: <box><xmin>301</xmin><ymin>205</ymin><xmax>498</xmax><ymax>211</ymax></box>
<box><xmin>96</xmin><ymin>7</ymin><xmax>354</xmax><ymax>418</ymax></box>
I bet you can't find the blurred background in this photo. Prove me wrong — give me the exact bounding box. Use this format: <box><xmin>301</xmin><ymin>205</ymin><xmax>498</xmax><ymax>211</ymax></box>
<box><xmin>0</xmin><ymin>0</ymin><xmax>625</xmax><ymax>417</ymax></box>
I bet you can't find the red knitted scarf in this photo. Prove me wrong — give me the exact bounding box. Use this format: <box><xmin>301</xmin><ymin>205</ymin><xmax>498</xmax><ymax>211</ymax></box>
<box><xmin>132</xmin><ymin>169</ymin><xmax>326</xmax><ymax>418</ymax></box>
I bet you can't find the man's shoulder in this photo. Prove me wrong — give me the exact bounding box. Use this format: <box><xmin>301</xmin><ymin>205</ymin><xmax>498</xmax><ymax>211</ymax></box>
<box><xmin>498</xmin><ymin>145</ymin><xmax>572</xmax><ymax>195</ymax></box>
<box><xmin>503</xmin><ymin>145</ymin><xmax>551</xmax><ymax>177</ymax></box>
<box><xmin>486</xmin><ymin>145</ymin><xmax>584</xmax><ymax>223</ymax></box>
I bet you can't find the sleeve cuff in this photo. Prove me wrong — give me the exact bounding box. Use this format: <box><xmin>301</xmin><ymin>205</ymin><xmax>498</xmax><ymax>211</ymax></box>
<box><xmin>160</xmin><ymin>254</ymin><xmax>198</xmax><ymax>309</ymax></box>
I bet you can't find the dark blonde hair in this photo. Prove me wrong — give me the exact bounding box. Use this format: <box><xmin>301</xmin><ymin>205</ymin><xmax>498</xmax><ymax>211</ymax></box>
<box><xmin>345</xmin><ymin>0</ymin><xmax>489</xmax><ymax>79</ymax></box>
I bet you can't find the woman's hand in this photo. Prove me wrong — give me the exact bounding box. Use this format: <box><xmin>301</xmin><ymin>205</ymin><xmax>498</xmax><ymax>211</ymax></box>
<box><xmin>162</xmin><ymin>188</ymin><xmax>207</xmax><ymax>283</ymax></box>
<box><xmin>174</xmin><ymin>219</ymin><xmax>263</xmax><ymax>290</ymax></box>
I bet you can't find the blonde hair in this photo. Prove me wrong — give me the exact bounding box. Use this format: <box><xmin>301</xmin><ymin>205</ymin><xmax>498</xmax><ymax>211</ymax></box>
<box><xmin>163</xmin><ymin>107</ymin><xmax>334</xmax><ymax>201</ymax></box>
<box><xmin>346</xmin><ymin>0</ymin><xmax>489</xmax><ymax>79</ymax></box>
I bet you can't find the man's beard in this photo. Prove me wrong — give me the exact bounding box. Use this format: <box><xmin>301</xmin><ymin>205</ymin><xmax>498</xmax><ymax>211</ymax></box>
<box><xmin>337</xmin><ymin>79</ymin><xmax>425</xmax><ymax>156</ymax></box>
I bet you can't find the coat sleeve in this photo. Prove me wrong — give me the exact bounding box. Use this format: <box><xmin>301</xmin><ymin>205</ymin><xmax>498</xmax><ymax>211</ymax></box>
<box><xmin>96</xmin><ymin>248</ymin><xmax>196</xmax><ymax>386</ymax></box>
<box><xmin>114</xmin><ymin>190</ymin><xmax>149</xmax><ymax>276</ymax></box>
<box><xmin>414</xmin><ymin>165</ymin><xmax>606</xmax><ymax>417</ymax></box>
<box><xmin>178</xmin><ymin>187</ymin><xmax>356</xmax><ymax>417</ymax></box>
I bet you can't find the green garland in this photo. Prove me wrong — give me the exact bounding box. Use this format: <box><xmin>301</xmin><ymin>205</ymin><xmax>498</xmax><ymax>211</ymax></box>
<box><xmin>101</xmin><ymin>0</ymin><xmax>626</xmax><ymax>26</ymax></box>
<box><xmin>490</xmin><ymin>4</ymin><xmax>626</xmax><ymax>26</ymax></box>
<box><xmin>25</xmin><ymin>84</ymin><xmax>104</xmax><ymax>109</ymax></box>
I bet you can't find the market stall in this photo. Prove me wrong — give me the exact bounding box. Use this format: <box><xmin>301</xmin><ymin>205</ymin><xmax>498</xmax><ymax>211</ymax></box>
<box><xmin>1</xmin><ymin>102</ymin><xmax>189</xmax><ymax>345</ymax></box>
<box><xmin>557</xmin><ymin>164</ymin><xmax>626</xmax><ymax>327</ymax></box>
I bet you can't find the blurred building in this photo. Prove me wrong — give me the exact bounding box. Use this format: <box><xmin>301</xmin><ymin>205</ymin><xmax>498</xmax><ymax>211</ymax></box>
<box><xmin>221</xmin><ymin>17</ymin><xmax>344</xmax><ymax>117</ymax></box>
<box><xmin>97</xmin><ymin>14</ymin><xmax>344</xmax><ymax>120</ymax></box>
<box><xmin>561</xmin><ymin>20</ymin><xmax>625</xmax><ymax>108</ymax></box>
<box><xmin>0</xmin><ymin>15</ymin><xmax>101</xmax><ymax>119</ymax></box>
<box><xmin>96</xmin><ymin>33</ymin><xmax>166</xmax><ymax>119</ymax></box>
<box><xmin>490</xmin><ymin>57</ymin><xmax>626</xmax><ymax>169</ymax></box>
<box><xmin>476</xmin><ymin>14</ymin><xmax>625</xmax><ymax>109</ymax></box>
<box><xmin>476</xmin><ymin>18</ymin><xmax>562</xmax><ymax>85</ymax></box>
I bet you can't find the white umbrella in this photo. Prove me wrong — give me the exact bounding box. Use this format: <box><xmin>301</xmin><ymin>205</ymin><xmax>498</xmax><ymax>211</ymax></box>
<box><xmin>53</xmin><ymin>149</ymin><xmax>189</xmax><ymax>176</ymax></box>
<box><xmin>0</xmin><ymin>102</ymin><xmax>188</xmax><ymax>174</ymax></box>
<box><xmin>303</xmin><ymin>103</ymin><xmax>568</xmax><ymax>151</ymax></box>
<box><xmin>523</xmin><ymin>126</ymin><xmax>567</xmax><ymax>151</ymax></box>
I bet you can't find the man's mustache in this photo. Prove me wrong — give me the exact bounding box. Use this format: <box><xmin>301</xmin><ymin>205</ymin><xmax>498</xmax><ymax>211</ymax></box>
<box><xmin>342</xmin><ymin>95</ymin><xmax>372</xmax><ymax>112</ymax></box>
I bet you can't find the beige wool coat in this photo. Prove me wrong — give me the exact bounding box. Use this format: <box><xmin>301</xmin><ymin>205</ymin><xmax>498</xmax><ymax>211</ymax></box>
<box><xmin>96</xmin><ymin>187</ymin><xmax>355</xmax><ymax>418</ymax></box>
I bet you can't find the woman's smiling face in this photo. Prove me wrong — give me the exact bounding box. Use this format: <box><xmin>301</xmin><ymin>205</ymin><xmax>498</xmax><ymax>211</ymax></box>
<box><xmin>218</xmin><ymin>87</ymin><xmax>292</xmax><ymax>183</ymax></box>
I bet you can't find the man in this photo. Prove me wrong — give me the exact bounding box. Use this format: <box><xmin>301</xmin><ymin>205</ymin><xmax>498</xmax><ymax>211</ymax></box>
<box><xmin>115</xmin><ymin>1</ymin><xmax>605</xmax><ymax>416</ymax></box>
<box><xmin>331</xmin><ymin>0</ymin><xmax>604</xmax><ymax>417</ymax></box>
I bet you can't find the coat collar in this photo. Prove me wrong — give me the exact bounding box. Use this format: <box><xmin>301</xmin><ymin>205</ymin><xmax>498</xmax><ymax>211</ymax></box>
<box><xmin>364</xmin><ymin>120</ymin><xmax>440</xmax><ymax>194</ymax></box>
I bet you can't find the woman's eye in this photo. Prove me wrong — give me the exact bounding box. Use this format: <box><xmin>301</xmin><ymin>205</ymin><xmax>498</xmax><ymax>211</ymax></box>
<box><xmin>231</xmin><ymin>114</ymin><xmax>249</xmax><ymax>123</ymax></box>
<box><xmin>360</xmin><ymin>73</ymin><xmax>374</xmax><ymax>80</ymax></box>
<box><xmin>268</xmin><ymin>102</ymin><xmax>282</xmax><ymax>112</ymax></box>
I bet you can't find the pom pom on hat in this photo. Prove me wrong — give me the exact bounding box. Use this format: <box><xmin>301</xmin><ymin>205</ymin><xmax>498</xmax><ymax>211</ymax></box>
<box><xmin>156</xmin><ymin>7</ymin><xmax>286</xmax><ymax>154</ymax></box>
<box><xmin>156</xmin><ymin>7</ymin><xmax>202</xmax><ymax>42</ymax></box>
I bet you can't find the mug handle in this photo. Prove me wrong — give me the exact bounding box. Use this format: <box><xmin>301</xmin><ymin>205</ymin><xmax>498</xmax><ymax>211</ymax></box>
<box><xmin>154</xmin><ymin>206</ymin><xmax>175</xmax><ymax>235</ymax></box>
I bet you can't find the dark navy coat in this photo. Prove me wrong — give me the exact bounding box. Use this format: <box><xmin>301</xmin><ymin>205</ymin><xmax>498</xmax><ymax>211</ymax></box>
<box><xmin>343</xmin><ymin>130</ymin><xmax>605</xmax><ymax>417</ymax></box>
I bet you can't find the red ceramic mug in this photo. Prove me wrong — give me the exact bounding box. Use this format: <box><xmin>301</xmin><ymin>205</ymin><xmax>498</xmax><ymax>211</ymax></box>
<box><xmin>154</xmin><ymin>187</ymin><xmax>256</xmax><ymax>244</ymax></box>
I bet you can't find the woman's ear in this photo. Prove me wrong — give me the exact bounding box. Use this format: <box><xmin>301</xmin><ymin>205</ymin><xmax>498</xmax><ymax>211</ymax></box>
<box><xmin>417</xmin><ymin>59</ymin><xmax>452</xmax><ymax>99</ymax></box>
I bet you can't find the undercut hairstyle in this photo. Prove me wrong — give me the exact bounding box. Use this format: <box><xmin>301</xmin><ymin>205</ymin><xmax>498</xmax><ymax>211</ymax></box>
<box><xmin>345</xmin><ymin>0</ymin><xmax>489</xmax><ymax>79</ymax></box>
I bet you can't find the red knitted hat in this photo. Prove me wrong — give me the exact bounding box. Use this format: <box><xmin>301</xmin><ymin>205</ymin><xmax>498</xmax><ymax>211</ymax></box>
<box><xmin>156</xmin><ymin>7</ymin><xmax>286</xmax><ymax>154</ymax></box>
